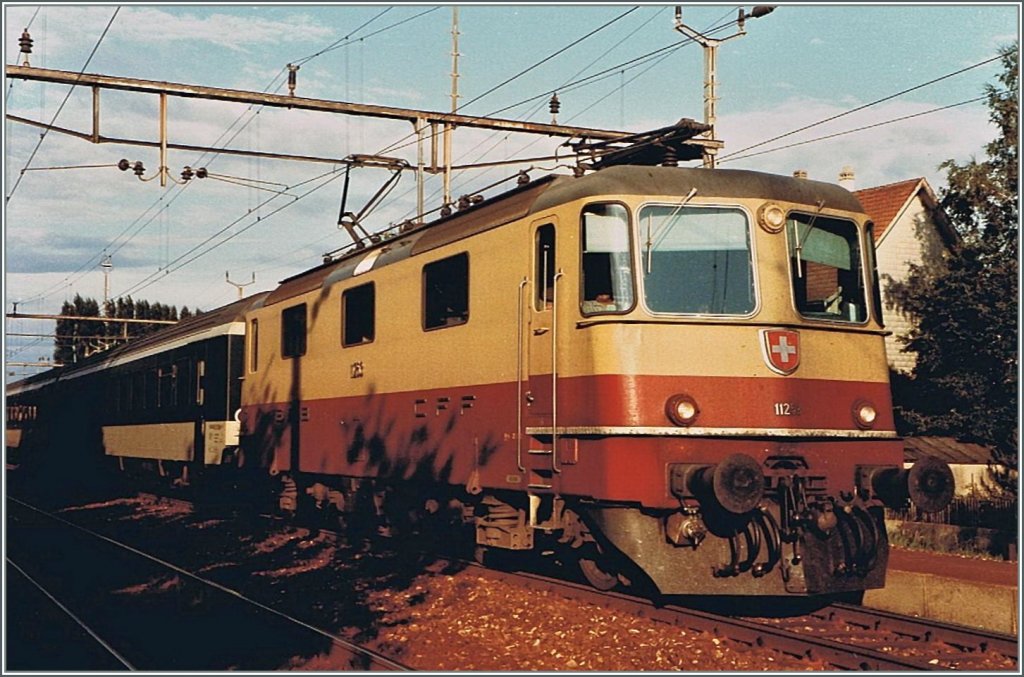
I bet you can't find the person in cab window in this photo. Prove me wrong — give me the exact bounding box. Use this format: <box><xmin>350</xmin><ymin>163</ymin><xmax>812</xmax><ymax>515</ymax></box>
<box><xmin>582</xmin><ymin>292</ymin><xmax>617</xmax><ymax>314</ymax></box>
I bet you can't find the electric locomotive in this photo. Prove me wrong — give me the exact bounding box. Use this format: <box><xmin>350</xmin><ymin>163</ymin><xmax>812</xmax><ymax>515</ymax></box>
<box><xmin>239</xmin><ymin>157</ymin><xmax>955</xmax><ymax>597</ymax></box>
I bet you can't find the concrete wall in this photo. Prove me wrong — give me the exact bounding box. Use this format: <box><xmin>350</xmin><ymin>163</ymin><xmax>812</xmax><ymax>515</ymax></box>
<box><xmin>865</xmin><ymin>570</ymin><xmax>1018</xmax><ymax>635</ymax></box>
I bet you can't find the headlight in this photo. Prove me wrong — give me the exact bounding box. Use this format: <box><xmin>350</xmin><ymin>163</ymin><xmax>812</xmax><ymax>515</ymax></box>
<box><xmin>757</xmin><ymin>202</ymin><xmax>786</xmax><ymax>233</ymax></box>
<box><xmin>853</xmin><ymin>400</ymin><xmax>877</xmax><ymax>429</ymax></box>
<box><xmin>666</xmin><ymin>394</ymin><xmax>700</xmax><ymax>426</ymax></box>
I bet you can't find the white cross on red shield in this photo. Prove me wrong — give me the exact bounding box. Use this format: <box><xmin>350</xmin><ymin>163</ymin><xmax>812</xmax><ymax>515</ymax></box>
<box><xmin>760</xmin><ymin>329</ymin><xmax>800</xmax><ymax>375</ymax></box>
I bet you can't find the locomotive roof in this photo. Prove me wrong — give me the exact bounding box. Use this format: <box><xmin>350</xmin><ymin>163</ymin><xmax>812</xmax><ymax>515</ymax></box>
<box><xmin>263</xmin><ymin>165</ymin><xmax>865</xmax><ymax>308</ymax></box>
<box><xmin>6</xmin><ymin>292</ymin><xmax>269</xmax><ymax>394</ymax></box>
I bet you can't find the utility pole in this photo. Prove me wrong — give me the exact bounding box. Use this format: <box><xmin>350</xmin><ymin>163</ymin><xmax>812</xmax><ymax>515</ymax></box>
<box><xmin>443</xmin><ymin>7</ymin><xmax>460</xmax><ymax>208</ymax></box>
<box><xmin>101</xmin><ymin>255</ymin><xmax>113</xmax><ymax>302</ymax></box>
<box><xmin>674</xmin><ymin>5</ymin><xmax>775</xmax><ymax>168</ymax></box>
<box><xmin>225</xmin><ymin>271</ymin><xmax>255</xmax><ymax>300</ymax></box>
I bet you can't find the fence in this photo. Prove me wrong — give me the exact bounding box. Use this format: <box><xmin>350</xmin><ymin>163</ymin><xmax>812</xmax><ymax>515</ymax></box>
<box><xmin>886</xmin><ymin>495</ymin><xmax>1018</xmax><ymax>532</ymax></box>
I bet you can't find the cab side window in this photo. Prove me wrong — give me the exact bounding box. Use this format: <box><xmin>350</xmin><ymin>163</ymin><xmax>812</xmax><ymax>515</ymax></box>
<box><xmin>423</xmin><ymin>253</ymin><xmax>469</xmax><ymax>330</ymax></box>
<box><xmin>535</xmin><ymin>224</ymin><xmax>555</xmax><ymax>311</ymax></box>
<box><xmin>343</xmin><ymin>283</ymin><xmax>375</xmax><ymax>346</ymax></box>
<box><xmin>282</xmin><ymin>303</ymin><xmax>307</xmax><ymax>358</ymax></box>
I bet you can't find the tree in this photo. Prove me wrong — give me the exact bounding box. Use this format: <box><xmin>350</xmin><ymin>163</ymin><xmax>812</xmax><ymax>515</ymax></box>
<box><xmin>54</xmin><ymin>294</ymin><xmax>104</xmax><ymax>364</ymax></box>
<box><xmin>52</xmin><ymin>294</ymin><xmax>186</xmax><ymax>363</ymax></box>
<box><xmin>887</xmin><ymin>44</ymin><xmax>1018</xmax><ymax>496</ymax></box>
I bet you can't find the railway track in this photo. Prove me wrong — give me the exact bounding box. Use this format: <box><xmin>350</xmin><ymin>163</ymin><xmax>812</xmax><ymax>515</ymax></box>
<box><xmin>10</xmin><ymin>490</ymin><xmax>1016</xmax><ymax>671</ymax></box>
<box><xmin>6</xmin><ymin>495</ymin><xmax>409</xmax><ymax>672</ymax></box>
<box><xmin>468</xmin><ymin>565</ymin><xmax>1019</xmax><ymax>671</ymax></box>
<box><xmin>759</xmin><ymin>602</ymin><xmax>1019</xmax><ymax>670</ymax></box>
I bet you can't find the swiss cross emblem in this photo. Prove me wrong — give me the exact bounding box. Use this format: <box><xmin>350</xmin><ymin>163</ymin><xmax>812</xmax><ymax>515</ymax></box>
<box><xmin>760</xmin><ymin>329</ymin><xmax>800</xmax><ymax>375</ymax></box>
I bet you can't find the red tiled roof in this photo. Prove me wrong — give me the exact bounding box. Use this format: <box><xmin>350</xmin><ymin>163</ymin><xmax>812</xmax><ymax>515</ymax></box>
<box><xmin>903</xmin><ymin>436</ymin><xmax>993</xmax><ymax>465</ymax></box>
<box><xmin>854</xmin><ymin>178</ymin><xmax>923</xmax><ymax>243</ymax></box>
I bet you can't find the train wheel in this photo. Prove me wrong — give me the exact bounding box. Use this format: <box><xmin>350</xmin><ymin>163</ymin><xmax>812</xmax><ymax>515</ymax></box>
<box><xmin>578</xmin><ymin>551</ymin><xmax>620</xmax><ymax>591</ymax></box>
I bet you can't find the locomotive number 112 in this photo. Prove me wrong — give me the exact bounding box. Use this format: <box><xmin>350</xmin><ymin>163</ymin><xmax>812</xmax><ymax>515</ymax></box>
<box><xmin>773</xmin><ymin>402</ymin><xmax>801</xmax><ymax>416</ymax></box>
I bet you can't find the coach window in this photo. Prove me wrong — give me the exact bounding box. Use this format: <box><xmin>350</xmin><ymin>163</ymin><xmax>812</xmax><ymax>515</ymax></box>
<box><xmin>581</xmin><ymin>204</ymin><xmax>633</xmax><ymax>315</ymax></box>
<box><xmin>424</xmin><ymin>253</ymin><xmax>469</xmax><ymax>330</ymax></box>
<box><xmin>281</xmin><ymin>303</ymin><xmax>307</xmax><ymax>358</ymax></box>
<box><xmin>639</xmin><ymin>205</ymin><xmax>755</xmax><ymax>315</ymax></box>
<box><xmin>158</xmin><ymin>366</ymin><xmax>174</xmax><ymax>408</ymax></box>
<box><xmin>787</xmin><ymin>213</ymin><xmax>867</xmax><ymax>323</ymax></box>
<box><xmin>120</xmin><ymin>377</ymin><xmax>132</xmax><ymax>413</ymax></box>
<box><xmin>131</xmin><ymin>371</ymin><xmax>146</xmax><ymax>410</ymax></box>
<box><xmin>343</xmin><ymin>283</ymin><xmax>375</xmax><ymax>346</ymax></box>
<box><xmin>146</xmin><ymin>369</ymin><xmax>159</xmax><ymax>409</ymax></box>
<box><xmin>174</xmin><ymin>359</ymin><xmax>191</xmax><ymax>408</ymax></box>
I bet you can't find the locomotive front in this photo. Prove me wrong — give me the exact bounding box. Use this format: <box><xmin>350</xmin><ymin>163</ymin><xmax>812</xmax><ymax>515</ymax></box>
<box><xmin>536</xmin><ymin>167</ymin><xmax>954</xmax><ymax>597</ymax></box>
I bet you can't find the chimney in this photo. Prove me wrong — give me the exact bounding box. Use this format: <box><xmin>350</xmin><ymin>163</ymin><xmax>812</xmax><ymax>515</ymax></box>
<box><xmin>793</xmin><ymin>169</ymin><xmax>808</xmax><ymax>179</ymax></box>
<box><xmin>838</xmin><ymin>166</ymin><xmax>856</xmax><ymax>191</ymax></box>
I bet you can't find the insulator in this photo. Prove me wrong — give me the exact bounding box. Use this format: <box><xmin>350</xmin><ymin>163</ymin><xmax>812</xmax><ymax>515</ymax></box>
<box><xmin>132</xmin><ymin>161</ymin><xmax>145</xmax><ymax>177</ymax></box>
<box><xmin>196</xmin><ymin>167</ymin><xmax>208</xmax><ymax>179</ymax></box>
<box><xmin>661</xmin><ymin>146</ymin><xmax>678</xmax><ymax>167</ymax></box>
<box><xmin>457</xmin><ymin>195</ymin><xmax>470</xmax><ymax>210</ymax></box>
<box><xmin>181</xmin><ymin>166</ymin><xmax>194</xmax><ymax>181</ymax></box>
<box><xmin>549</xmin><ymin>93</ymin><xmax>561</xmax><ymax>116</ymax></box>
<box><xmin>117</xmin><ymin>158</ymin><xmax>131</xmax><ymax>172</ymax></box>
<box><xmin>517</xmin><ymin>171</ymin><xmax>530</xmax><ymax>185</ymax></box>
<box><xmin>287</xmin><ymin>63</ymin><xmax>299</xmax><ymax>97</ymax></box>
<box><xmin>440</xmin><ymin>204</ymin><xmax>452</xmax><ymax>217</ymax></box>
<box><xmin>19</xmin><ymin>29</ymin><xmax>32</xmax><ymax>64</ymax></box>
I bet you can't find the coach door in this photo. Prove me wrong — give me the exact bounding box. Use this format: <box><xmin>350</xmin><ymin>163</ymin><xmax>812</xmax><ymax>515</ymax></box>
<box><xmin>520</xmin><ymin>220</ymin><xmax>561</xmax><ymax>489</ymax></box>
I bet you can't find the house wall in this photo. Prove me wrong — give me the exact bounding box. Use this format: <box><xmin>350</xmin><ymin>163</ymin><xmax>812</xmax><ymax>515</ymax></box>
<box><xmin>875</xmin><ymin>196</ymin><xmax>949</xmax><ymax>373</ymax></box>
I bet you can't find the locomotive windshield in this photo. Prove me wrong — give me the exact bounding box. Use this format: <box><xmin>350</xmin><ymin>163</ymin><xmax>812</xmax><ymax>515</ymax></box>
<box><xmin>787</xmin><ymin>213</ymin><xmax>867</xmax><ymax>323</ymax></box>
<box><xmin>638</xmin><ymin>205</ymin><xmax>755</xmax><ymax>315</ymax></box>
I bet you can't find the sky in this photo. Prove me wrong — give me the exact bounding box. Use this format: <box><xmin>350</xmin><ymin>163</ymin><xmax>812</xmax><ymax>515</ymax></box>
<box><xmin>2</xmin><ymin>2</ymin><xmax>1019</xmax><ymax>380</ymax></box>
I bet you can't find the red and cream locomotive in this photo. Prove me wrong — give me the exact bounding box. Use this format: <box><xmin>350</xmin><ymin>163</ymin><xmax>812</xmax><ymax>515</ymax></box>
<box><xmin>238</xmin><ymin>139</ymin><xmax>954</xmax><ymax>597</ymax></box>
<box><xmin>8</xmin><ymin>127</ymin><xmax>955</xmax><ymax>599</ymax></box>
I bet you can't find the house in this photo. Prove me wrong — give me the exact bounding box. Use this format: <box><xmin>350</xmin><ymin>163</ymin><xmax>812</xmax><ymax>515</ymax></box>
<box><xmin>849</xmin><ymin>174</ymin><xmax>959</xmax><ymax>372</ymax></box>
<box><xmin>903</xmin><ymin>437</ymin><xmax>998</xmax><ymax>497</ymax></box>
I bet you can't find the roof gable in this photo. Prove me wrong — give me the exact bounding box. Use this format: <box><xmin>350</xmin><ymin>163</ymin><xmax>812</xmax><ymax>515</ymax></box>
<box><xmin>853</xmin><ymin>178</ymin><xmax>923</xmax><ymax>243</ymax></box>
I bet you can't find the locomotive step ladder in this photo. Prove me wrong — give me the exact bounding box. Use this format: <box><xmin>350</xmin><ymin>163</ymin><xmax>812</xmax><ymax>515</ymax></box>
<box><xmin>526</xmin><ymin>445</ymin><xmax>554</xmax><ymax>491</ymax></box>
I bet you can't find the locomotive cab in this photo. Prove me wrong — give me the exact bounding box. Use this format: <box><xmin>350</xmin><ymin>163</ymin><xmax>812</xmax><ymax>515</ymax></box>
<box><xmin>513</xmin><ymin>166</ymin><xmax>954</xmax><ymax>596</ymax></box>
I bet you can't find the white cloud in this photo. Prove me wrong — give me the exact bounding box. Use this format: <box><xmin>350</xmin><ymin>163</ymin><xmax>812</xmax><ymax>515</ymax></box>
<box><xmin>715</xmin><ymin>95</ymin><xmax>995</xmax><ymax>192</ymax></box>
<box><xmin>5</xmin><ymin>7</ymin><xmax>334</xmax><ymax>59</ymax></box>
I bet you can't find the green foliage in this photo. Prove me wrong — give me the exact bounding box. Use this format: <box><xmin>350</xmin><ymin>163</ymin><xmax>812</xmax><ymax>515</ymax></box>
<box><xmin>52</xmin><ymin>294</ymin><xmax>192</xmax><ymax>365</ymax></box>
<box><xmin>886</xmin><ymin>44</ymin><xmax>1019</xmax><ymax>496</ymax></box>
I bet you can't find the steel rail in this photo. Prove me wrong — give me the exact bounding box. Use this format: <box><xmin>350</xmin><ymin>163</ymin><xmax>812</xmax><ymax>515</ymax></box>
<box><xmin>6</xmin><ymin>556</ymin><xmax>137</xmax><ymax>670</ymax></box>
<box><xmin>467</xmin><ymin>565</ymin><xmax>969</xmax><ymax>671</ymax></box>
<box><xmin>820</xmin><ymin>602</ymin><xmax>1019</xmax><ymax>661</ymax></box>
<box><xmin>7</xmin><ymin>495</ymin><xmax>410</xmax><ymax>671</ymax></box>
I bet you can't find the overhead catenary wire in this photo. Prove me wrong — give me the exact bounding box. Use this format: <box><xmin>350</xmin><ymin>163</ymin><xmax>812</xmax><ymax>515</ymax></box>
<box><xmin>399</xmin><ymin>10</ymin><xmax>741</xmax><ymax>220</ymax></box>
<box><xmin>376</xmin><ymin>6</ymin><xmax>640</xmax><ymax>157</ymax></box>
<box><xmin>9</xmin><ymin>10</ymin><xmax>1007</xmax><ymax>325</ymax></box>
<box><xmin>720</xmin><ymin>96</ymin><xmax>989</xmax><ymax>164</ymax></box>
<box><xmin>10</xmin><ymin>6</ymin><xmax>431</xmax><ymax>313</ymax></box>
<box><xmin>718</xmin><ymin>53</ymin><xmax>1005</xmax><ymax>162</ymax></box>
<box><xmin>115</xmin><ymin>166</ymin><xmax>347</xmax><ymax>299</ymax></box>
<box><xmin>6</xmin><ymin>6</ymin><xmax>119</xmax><ymax>205</ymax></box>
